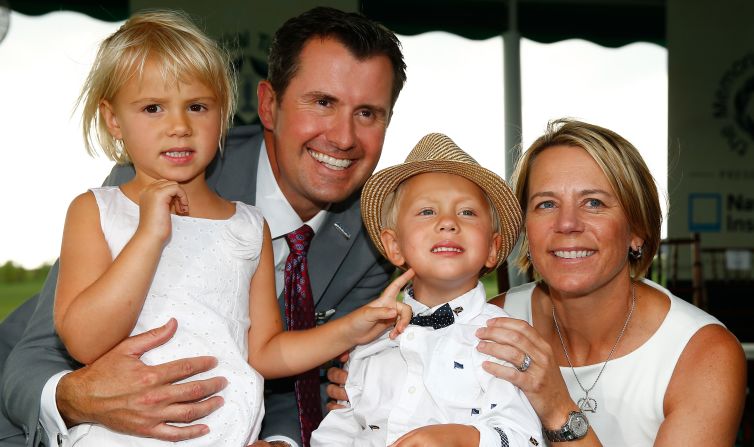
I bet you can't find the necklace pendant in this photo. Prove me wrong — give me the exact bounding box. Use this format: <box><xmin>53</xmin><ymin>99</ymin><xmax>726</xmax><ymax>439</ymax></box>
<box><xmin>577</xmin><ymin>396</ymin><xmax>598</xmax><ymax>413</ymax></box>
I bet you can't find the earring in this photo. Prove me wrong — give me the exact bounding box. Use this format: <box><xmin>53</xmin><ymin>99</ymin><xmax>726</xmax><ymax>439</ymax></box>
<box><xmin>629</xmin><ymin>245</ymin><xmax>643</xmax><ymax>260</ymax></box>
<box><xmin>114</xmin><ymin>138</ymin><xmax>124</xmax><ymax>155</ymax></box>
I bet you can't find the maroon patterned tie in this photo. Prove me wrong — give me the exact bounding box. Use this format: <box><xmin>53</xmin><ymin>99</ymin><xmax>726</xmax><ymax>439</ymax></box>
<box><xmin>283</xmin><ymin>224</ymin><xmax>322</xmax><ymax>446</ymax></box>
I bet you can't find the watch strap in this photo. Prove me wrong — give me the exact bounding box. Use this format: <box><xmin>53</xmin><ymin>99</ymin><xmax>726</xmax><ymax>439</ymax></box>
<box><xmin>543</xmin><ymin>410</ymin><xmax>589</xmax><ymax>442</ymax></box>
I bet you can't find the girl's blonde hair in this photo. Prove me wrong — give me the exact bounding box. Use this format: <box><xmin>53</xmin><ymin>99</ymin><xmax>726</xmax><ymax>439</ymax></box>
<box><xmin>78</xmin><ymin>9</ymin><xmax>237</xmax><ymax>163</ymax></box>
<box><xmin>512</xmin><ymin>118</ymin><xmax>663</xmax><ymax>279</ymax></box>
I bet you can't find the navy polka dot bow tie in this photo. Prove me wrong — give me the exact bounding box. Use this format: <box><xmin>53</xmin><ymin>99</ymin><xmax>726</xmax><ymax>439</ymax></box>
<box><xmin>409</xmin><ymin>303</ymin><xmax>455</xmax><ymax>329</ymax></box>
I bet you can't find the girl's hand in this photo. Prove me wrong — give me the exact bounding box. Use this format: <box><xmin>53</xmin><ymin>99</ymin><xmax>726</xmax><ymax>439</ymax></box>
<box><xmin>475</xmin><ymin>317</ymin><xmax>577</xmax><ymax>429</ymax></box>
<box><xmin>136</xmin><ymin>180</ymin><xmax>189</xmax><ymax>242</ymax></box>
<box><xmin>390</xmin><ymin>424</ymin><xmax>478</xmax><ymax>446</ymax></box>
<box><xmin>346</xmin><ymin>268</ymin><xmax>415</xmax><ymax>345</ymax></box>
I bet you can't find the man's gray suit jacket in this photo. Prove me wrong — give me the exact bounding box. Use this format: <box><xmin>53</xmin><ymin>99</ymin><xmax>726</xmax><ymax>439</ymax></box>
<box><xmin>0</xmin><ymin>124</ymin><xmax>394</xmax><ymax>446</ymax></box>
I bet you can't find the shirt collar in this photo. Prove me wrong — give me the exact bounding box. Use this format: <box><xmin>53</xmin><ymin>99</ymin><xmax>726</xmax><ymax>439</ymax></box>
<box><xmin>401</xmin><ymin>281</ymin><xmax>487</xmax><ymax>324</ymax></box>
<box><xmin>255</xmin><ymin>140</ymin><xmax>329</xmax><ymax>238</ymax></box>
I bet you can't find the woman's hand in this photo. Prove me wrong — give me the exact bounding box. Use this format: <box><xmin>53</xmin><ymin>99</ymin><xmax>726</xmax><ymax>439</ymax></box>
<box><xmin>389</xmin><ymin>424</ymin><xmax>478</xmax><ymax>446</ymax></box>
<box><xmin>475</xmin><ymin>316</ymin><xmax>577</xmax><ymax>429</ymax></box>
<box><xmin>345</xmin><ymin>269</ymin><xmax>415</xmax><ymax>345</ymax></box>
<box><xmin>136</xmin><ymin>179</ymin><xmax>189</xmax><ymax>242</ymax></box>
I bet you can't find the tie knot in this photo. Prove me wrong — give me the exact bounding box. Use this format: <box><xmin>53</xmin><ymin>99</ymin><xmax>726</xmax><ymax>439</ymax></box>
<box><xmin>285</xmin><ymin>224</ymin><xmax>314</xmax><ymax>255</ymax></box>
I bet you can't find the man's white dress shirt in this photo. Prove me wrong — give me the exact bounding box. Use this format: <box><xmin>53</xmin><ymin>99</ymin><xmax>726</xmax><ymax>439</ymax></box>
<box><xmin>311</xmin><ymin>282</ymin><xmax>543</xmax><ymax>447</ymax></box>
<box><xmin>40</xmin><ymin>142</ymin><xmax>325</xmax><ymax>447</ymax></box>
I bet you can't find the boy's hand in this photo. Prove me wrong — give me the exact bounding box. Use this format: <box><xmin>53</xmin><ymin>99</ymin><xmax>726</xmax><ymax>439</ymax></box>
<box><xmin>390</xmin><ymin>424</ymin><xmax>479</xmax><ymax>447</ymax></box>
<box><xmin>136</xmin><ymin>179</ymin><xmax>189</xmax><ymax>242</ymax></box>
<box><xmin>346</xmin><ymin>268</ymin><xmax>415</xmax><ymax>345</ymax></box>
<box><xmin>389</xmin><ymin>424</ymin><xmax>479</xmax><ymax>446</ymax></box>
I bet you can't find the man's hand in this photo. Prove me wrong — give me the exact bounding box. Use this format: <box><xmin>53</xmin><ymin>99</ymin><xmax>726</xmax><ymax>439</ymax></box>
<box><xmin>326</xmin><ymin>351</ymin><xmax>350</xmax><ymax>411</ymax></box>
<box><xmin>56</xmin><ymin>319</ymin><xmax>227</xmax><ymax>442</ymax></box>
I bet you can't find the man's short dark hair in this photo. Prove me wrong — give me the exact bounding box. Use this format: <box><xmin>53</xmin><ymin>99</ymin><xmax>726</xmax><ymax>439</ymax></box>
<box><xmin>267</xmin><ymin>6</ymin><xmax>406</xmax><ymax>108</ymax></box>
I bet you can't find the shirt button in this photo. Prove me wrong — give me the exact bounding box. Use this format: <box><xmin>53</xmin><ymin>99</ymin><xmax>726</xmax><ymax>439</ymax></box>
<box><xmin>408</xmin><ymin>386</ymin><xmax>416</xmax><ymax>394</ymax></box>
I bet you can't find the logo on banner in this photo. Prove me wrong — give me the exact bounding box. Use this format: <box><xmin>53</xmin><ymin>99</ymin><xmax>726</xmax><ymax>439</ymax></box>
<box><xmin>712</xmin><ymin>52</ymin><xmax>754</xmax><ymax>157</ymax></box>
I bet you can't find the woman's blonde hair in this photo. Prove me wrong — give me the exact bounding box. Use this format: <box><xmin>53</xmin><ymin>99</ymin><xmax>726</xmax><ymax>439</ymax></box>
<box><xmin>512</xmin><ymin>118</ymin><xmax>662</xmax><ymax>278</ymax></box>
<box><xmin>78</xmin><ymin>9</ymin><xmax>237</xmax><ymax>163</ymax></box>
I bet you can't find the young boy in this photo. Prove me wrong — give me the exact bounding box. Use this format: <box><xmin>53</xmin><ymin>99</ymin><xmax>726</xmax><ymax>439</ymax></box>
<box><xmin>311</xmin><ymin>133</ymin><xmax>543</xmax><ymax>447</ymax></box>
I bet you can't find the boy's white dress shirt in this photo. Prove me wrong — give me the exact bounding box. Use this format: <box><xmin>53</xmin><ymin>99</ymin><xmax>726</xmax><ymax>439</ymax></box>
<box><xmin>311</xmin><ymin>282</ymin><xmax>543</xmax><ymax>447</ymax></box>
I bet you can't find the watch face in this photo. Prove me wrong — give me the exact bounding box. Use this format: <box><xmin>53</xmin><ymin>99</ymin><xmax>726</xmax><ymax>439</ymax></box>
<box><xmin>569</xmin><ymin>412</ymin><xmax>589</xmax><ymax>437</ymax></box>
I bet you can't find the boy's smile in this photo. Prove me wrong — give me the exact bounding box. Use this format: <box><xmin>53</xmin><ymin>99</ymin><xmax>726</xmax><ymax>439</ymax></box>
<box><xmin>380</xmin><ymin>172</ymin><xmax>501</xmax><ymax>307</ymax></box>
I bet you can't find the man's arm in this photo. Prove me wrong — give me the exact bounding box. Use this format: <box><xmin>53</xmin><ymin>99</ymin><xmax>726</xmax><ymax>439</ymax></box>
<box><xmin>1</xmin><ymin>261</ymin><xmax>79</xmax><ymax>445</ymax></box>
<box><xmin>0</xmin><ymin>293</ymin><xmax>40</xmax><ymax>445</ymax></box>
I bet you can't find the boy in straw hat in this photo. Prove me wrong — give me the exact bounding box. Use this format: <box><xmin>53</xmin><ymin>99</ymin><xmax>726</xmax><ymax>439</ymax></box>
<box><xmin>312</xmin><ymin>133</ymin><xmax>543</xmax><ymax>446</ymax></box>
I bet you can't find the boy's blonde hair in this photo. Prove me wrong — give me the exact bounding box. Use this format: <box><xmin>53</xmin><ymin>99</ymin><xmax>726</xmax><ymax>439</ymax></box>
<box><xmin>78</xmin><ymin>9</ymin><xmax>237</xmax><ymax>164</ymax></box>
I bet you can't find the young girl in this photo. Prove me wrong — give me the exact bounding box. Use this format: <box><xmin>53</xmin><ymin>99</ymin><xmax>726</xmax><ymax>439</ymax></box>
<box><xmin>53</xmin><ymin>10</ymin><xmax>410</xmax><ymax>447</ymax></box>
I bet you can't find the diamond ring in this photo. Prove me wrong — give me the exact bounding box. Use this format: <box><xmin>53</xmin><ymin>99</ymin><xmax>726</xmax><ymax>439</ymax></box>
<box><xmin>517</xmin><ymin>353</ymin><xmax>532</xmax><ymax>372</ymax></box>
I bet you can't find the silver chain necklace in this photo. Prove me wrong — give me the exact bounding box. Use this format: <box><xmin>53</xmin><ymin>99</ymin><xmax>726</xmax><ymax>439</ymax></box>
<box><xmin>552</xmin><ymin>284</ymin><xmax>636</xmax><ymax>413</ymax></box>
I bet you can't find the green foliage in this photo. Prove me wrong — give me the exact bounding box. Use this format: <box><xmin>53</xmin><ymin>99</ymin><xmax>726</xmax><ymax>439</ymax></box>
<box><xmin>0</xmin><ymin>280</ymin><xmax>44</xmax><ymax>321</ymax></box>
<box><xmin>0</xmin><ymin>262</ymin><xmax>50</xmax><ymax>321</ymax></box>
<box><xmin>481</xmin><ymin>272</ymin><xmax>499</xmax><ymax>298</ymax></box>
<box><xmin>0</xmin><ymin>261</ymin><xmax>51</xmax><ymax>283</ymax></box>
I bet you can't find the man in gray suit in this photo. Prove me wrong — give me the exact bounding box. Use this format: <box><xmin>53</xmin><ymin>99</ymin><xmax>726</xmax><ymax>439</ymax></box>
<box><xmin>0</xmin><ymin>7</ymin><xmax>405</xmax><ymax>447</ymax></box>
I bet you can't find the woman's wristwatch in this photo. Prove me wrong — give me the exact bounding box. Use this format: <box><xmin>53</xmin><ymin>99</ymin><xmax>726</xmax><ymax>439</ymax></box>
<box><xmin>543</xmin><ymin>410</ymin><xmax>589</xmax><ymax>442</ymax></box>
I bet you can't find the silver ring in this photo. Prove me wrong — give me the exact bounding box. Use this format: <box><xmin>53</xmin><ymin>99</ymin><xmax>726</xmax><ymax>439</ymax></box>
<box><xmin>517</xmin><ymin>353</ymin><xmax>532</xmax><ymax>372</ymax></box>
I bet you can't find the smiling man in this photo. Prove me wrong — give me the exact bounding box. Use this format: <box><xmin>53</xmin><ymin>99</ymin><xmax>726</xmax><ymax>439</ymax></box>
<box><xmin>0</xmin><ymin>7</ymin><xmax>406</xmax><ymax>447</ymax></box>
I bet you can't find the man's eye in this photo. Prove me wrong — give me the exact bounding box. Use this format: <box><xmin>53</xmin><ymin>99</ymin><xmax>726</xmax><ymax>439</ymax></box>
<box><xmin>586</xmin><ymin>198</ymin><xmax>604</xmax><ymax>208</ymax></box>
<box><xmin>358</xmin><ymin>109</ymin><xmax>373</xmax><ymax>118</ymax></box>
<box><xmin>316</xmin><ymin>99</ymin><xmax>331</xmax><ymax>107</ymax></box>
<box><xmin>144</xmin><ymin>104</ymin><xmax>162</xmax><ymax>113</ymax></box>
<box><xmin>535</xmin><ymin>200</ymin><xmax>555</xmax><ymax>209</ymax></box>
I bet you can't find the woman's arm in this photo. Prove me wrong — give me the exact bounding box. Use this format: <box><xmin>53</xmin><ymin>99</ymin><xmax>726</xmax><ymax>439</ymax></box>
<box><xmin>654</xmin><ymin>324</ymin><xmax>746</xmax><ymax>446</ymax></box>
<box><xmin>55</xmin><ymin>182</ymin><xmax>185</xmax><ymax>364</ymax></box>
<box><xmin>247</xmin><ymin>223</ymin><xmax>414</xmax><ymax>378</ymax></box>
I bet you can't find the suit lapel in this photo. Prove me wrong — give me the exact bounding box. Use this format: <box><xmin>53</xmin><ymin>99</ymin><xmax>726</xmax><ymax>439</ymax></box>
<box><xmin>308</xmin><ymin>193</ymin><xmax>362</xmax><ymax>305</ymax></box>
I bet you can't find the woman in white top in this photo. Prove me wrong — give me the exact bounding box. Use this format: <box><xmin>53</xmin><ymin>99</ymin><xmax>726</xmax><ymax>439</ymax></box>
<box><xmin>477</xmin><ymin>118</ymin><xmax>746</xmax><ymax>446</ymax></box>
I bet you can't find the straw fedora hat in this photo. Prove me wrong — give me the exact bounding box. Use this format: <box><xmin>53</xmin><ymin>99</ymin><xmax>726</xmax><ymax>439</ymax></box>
<box><xmin>360</xmin><ymin>133</ymin><xmax>522</xmax><ymax>272</ymax></box>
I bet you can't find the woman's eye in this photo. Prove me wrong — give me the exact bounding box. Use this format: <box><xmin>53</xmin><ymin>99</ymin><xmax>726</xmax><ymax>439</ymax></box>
<box><xmin>189</xmin><ymin>104</ymin><xmax>206</xmax><ymax>112</ymax></box>
<box><xmin>459</xmin><ymin>209</ymin><xmax>475</xmax><ymax>216</ymax></box>
<box><xmin>586</xmin><ymin>198</ymin><xmax>604</xmax><ymax>208</ymax></box>
<box><xmin>418</xmin><ymin>209</ymin><xmax>435</xmax><ymax>216</ymax></box>
<box><xmin>535</xmin><ymin>200</ymin><xmax>555</xmax><ymax>209</ymax></box>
